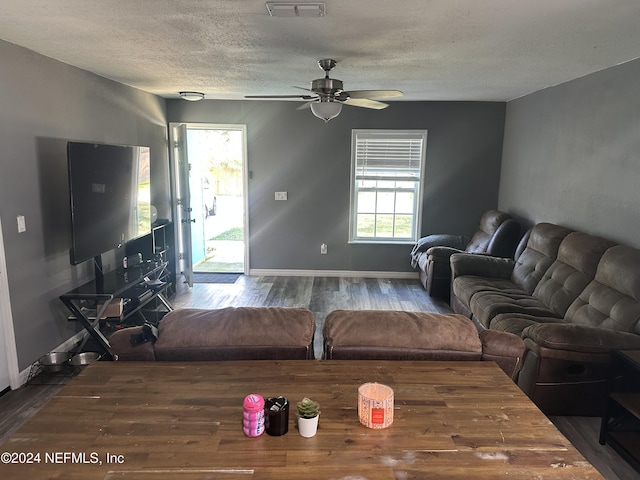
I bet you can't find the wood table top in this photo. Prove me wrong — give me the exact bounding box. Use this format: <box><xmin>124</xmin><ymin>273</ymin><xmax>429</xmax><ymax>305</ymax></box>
<box><xmin>0</xmin><ymin>360</ymin><xmax>603</xmax><ymax>479</ymax></box>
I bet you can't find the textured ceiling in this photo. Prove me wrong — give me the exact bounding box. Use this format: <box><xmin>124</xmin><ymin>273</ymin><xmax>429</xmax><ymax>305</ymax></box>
<box><xmin>2</xmin><ymin>0</ymin><xmax>640</xmax><ymax>102</ymax></box>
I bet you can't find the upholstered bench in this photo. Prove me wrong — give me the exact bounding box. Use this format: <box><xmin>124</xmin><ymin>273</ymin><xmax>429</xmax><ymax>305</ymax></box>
<box><xmin>322</xmin><ymin>310</ymin><xmax>525</xmax><ymax>379</ymax></box>
<box><xmin>110</xmin><ymin>306</ymin><xmax>316</xmax><ymax>361</ymax></box>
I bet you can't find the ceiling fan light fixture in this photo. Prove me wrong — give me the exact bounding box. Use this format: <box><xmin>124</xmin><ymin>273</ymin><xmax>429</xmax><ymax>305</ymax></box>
<box><xmin>266</xmin><ymin>2</ymin><xmax>326</xmax><ymax>17</ymax></box>
<box><xmin>179</xmin><ymin>91</ymin><xmax>205</xmax><ymax>101</ymax></box>
<box><xmin>310</xmin><ymin>101</ymin><xmax>342</xmax><ymax>122</ymax></box>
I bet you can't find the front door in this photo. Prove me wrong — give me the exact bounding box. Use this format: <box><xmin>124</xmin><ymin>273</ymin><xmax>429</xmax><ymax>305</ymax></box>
<box><xmin>170</xmin><ymin>124</ymin><xmax>248</xmax><ymax>283</ymax></box>
<box><xmin>170</xmin><ymin>123</ymin><xmax>194</xmax><ymax>287</ymax></box>
<box><xmin>185</xmin><ymin>125</ymin><xmax>248</xmax><ymax>275</ymax></box>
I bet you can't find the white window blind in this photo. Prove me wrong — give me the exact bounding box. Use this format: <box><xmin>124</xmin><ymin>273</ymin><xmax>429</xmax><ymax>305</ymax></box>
<box><xmin>354</xmin><ymin>132</ymin><xmax>424</xmax><ymax>179</ymax></box>
<box><xmin>349</xmin><ymin>130</ymin><xmax>427</xmax><ymax>244</ymax></box>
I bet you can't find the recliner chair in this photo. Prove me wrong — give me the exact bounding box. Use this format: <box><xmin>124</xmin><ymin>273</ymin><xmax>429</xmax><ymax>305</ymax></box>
<box><xmin>411</xmin><ymin>210</ymin><xmax>521</xmax><ymax>300</ymax></box>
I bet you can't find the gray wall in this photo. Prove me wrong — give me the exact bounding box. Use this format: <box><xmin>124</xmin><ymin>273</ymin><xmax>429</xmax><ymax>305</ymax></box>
<box><xmin>168</xmin><ymin>100</ymin><xmax>506</xmax><ymax>272</ymax></box>
<box><xmin>499</xmin><ymin>58</ymin><xmax>640</xmax><ymax>248</ymax></box>
<box><xmin>0</xmin><ymin>40</ymin><xmax>169</xmax><ymax>370</ymax></box>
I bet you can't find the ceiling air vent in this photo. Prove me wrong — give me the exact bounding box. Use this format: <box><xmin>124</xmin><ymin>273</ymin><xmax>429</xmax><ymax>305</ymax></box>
<box><xmin>266</xmin><ymin>2</ymin><xmax>326</xmax><ymax>17</ymax></box>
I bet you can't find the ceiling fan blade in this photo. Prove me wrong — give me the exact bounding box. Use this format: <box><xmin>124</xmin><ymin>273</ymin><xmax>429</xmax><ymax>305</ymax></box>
<box><xmin>244</xmin><ymin>94</ymin><xmax>316</xmax><ymax>100</ymax></box>
<box><xmin>343</xmin><ymin>98</ymin><xmax>389</xmax><ymax>110</ymax></box>
<box><xmin>292</xmin><ymin>86</ymin><xmax>314</xmax><ymax>93</ymax></box>
<box><xmin>343</xmin><ymin>90</ymin><xmax>404</xmax><ymax>99</ymax></box>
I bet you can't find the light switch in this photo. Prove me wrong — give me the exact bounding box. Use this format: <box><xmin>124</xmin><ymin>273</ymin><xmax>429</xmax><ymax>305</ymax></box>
<box><xmin>275</xmin><ymin>191</ymin><xmax>288</xmax><ymax>201</ymax></box>
<box><xmin>17</xmin><ymin>215</ymin><xmax>26</xmax><ymax>233</ymax></box>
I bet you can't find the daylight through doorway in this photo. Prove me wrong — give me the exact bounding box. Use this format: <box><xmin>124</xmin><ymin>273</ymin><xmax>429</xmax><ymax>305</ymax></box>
<box><xmin>185</xmin><ymin>127</ymin><xmax>246</xmax><ymax>274</ymax></box>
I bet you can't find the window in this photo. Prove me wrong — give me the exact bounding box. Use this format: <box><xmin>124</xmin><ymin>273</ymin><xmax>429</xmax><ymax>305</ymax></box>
<box><xmin>349</xmin><ymin>130</ymin><xmax>427</xmax><ymax>244</ymax></box>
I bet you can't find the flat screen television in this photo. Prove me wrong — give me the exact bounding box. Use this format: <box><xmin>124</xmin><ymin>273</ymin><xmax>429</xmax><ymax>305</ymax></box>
<box><xmin>67</xmin><ymin>141</ymin><xmax>151</xmax><ymax>266</ymax></box>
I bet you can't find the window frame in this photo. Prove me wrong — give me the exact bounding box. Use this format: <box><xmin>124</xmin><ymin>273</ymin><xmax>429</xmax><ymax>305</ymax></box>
<box><xmin>348</xmin><ymin>129</ymin><xmax>428</xmax><ymax>244</ymax></box>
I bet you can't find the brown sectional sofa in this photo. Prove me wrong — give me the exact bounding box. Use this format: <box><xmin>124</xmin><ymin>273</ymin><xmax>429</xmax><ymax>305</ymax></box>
<box><xmin>450</xmin><ymin>222</ymin><xmax>640</xmax><ymax>415</ymax></box>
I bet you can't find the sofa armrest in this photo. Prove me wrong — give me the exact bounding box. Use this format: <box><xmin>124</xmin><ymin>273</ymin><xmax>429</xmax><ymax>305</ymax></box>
<box><xmin>109</xmin><ymin>326</ymin><xmax>157</xmax><ymax>361</ymax></box>
<box><xmin>450</xmin><ymin>252</ymin><xmax>514</xmax><ymax>280</ymax></box>
<box><xmin>480</xmin><ymin>329</ymin><xmax>525</xmax><ymax>380</ymax></box>
<box><xmin>522</xmin><ymin>323</ymin><xmax>640</xmax><ymax>354</ymax></box>
<box><xmin>426</xmin><ymin>245</ymin><xmax>464</xmax><ymax>261</ymax></box>
<box><xmin>411</xmin><ymin>234</ymin><xmax>468</xmax><ymax>267</ymax></box>
<box><xmin>415</xmin><ymin>234</ymin><xmax>468</xmax><ymax>252</ymax></box>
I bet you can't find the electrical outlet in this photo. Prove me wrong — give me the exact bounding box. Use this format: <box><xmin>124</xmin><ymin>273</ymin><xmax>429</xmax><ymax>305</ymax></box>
<box><xmin>275</xmin><ymin>191</ymin><xmax>288</xmax><ymax>201</ymax></box>
<box><xmin>321</xmin><ymin>243</ymin><xmax>327</xmax><ymax>254</ymax></box>
<box><xmin>17</xmin><ymin>215</ymin><xmax>26</xmax><ymax>233</ymax></box>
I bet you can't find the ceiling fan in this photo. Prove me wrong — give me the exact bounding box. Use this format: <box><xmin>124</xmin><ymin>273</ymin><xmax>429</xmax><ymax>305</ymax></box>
<box><xmin>245</xmin><ymin>59</ymin><xmax>403</xmax><ymax>122</ymax></box>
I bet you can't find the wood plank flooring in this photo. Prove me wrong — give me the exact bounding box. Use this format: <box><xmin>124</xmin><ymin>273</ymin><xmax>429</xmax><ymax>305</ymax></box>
<box><xmin>0</xmin><ymin>382</ymin><xmax>63</xmax><ymax>445</ymax></box>
<box><xmin>0</xmin><ymin>275</ymin><xmax>637</xmax><ymax>479</ymax></box>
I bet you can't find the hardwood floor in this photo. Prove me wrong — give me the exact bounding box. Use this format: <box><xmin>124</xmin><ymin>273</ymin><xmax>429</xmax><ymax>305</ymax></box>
<box><xmin>0</xmin><ymin>382</ymin><xmax>64</xmax><ymax>445</ymax></box>
<box><xmin>174</xmin><ymin>275</ymin><xmax>452</xmax><ymax>312</ymax></box>
<box><xmin>549</xmin><ymin>415</ymin><xmax>637</xmax><ymax>480</ymax></box>
<box><xmin>0</xmin><ymin>275</ymin><xmax>637</xmax><ymax>479</ymax></box>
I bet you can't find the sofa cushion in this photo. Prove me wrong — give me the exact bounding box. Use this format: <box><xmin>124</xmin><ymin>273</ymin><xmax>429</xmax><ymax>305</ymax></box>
<box><xmin>490</xmin><ymin>313</ymin><xmax>563</xmax><ymax>336</ymax></box>
<box><xmin>470</xmin><ymin>291</ymin><xmax>558</xmax><ymax>329</ymax></box>
<box><xmin>565</xmin><ymin>245</ymin><xmax>640</xmax><ymax>333</ymax></box>
<box><xmin>509</xmin><ymin>223</ymin><xmax>573</xmax><ymax>294</ymax></box>
<box><xmin>153</xmin><ymin>306</ymin><xmax>316</xmax><ymax>361</ymax></box>
<box><xmin>323</xmin><ymin>310</ymin><xmax>482</xmax><ymax>360</ymax></box>
<box><xmin>452</xmin><ymin>276</ymin><xmax>519</xmax><ymax>307</ymax></box>
<box><xmin>532</xmin><ymin>232</ymin><xmax>615</xmax><ymax>317</ymax></box>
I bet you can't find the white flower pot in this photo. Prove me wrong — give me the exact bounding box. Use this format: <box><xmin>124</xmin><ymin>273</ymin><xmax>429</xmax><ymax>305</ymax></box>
<box><xmin>297</xmin><ymin>415</ymin><xmax>319</xmax><ymax>438</ymax></box>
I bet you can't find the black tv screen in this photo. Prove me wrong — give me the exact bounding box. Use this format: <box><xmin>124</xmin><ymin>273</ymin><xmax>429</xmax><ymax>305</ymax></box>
<box><xmin>67</xmin><ymin>141</ymin><xmax>151</xmax><ymax>265</ymax></box>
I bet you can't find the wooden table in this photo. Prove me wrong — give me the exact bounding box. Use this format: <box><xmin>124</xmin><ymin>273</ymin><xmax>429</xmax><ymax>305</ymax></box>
<box><xmin>0</xmin><ymin>361</ymin><xmax>604</xmax><ymax>479</ymax></box>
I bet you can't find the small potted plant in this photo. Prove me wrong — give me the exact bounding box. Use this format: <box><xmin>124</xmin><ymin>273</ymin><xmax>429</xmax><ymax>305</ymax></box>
<box><xmin>296</xmin><ymin>397</ymin><xmax>320</xmax><ymax>438</ymax></box>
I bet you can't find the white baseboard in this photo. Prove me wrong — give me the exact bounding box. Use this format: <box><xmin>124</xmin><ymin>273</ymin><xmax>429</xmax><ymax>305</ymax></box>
<box><xmin>247</xmin><ymin>269</ymin><xmax>419</xmax><ymax>279</ymax></box>
<box><xmin>16</xmin><ymin>330</ymin><xmax>89</xmax><ymax>387</ymax></box>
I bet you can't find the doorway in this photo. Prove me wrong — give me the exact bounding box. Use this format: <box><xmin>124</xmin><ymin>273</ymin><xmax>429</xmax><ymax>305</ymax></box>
<box><xmin>171</xmin><ymin>124</ymin><xmax>248</xmax><ymax>283</ymax></box>
<box><xmin>0</xmin><ymin>215</ymin><xmax>19</xmax><ymax>391</ymax></box>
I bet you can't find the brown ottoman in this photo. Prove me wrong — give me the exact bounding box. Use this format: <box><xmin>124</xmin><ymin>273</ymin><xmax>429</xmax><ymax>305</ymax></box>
<box><xmin>322</xmin><ymin>309</ymin><xmax>524</xmax><ymax>379</ymax></box>
<box><xmin>110</xmin><ymin>306</ymin><xmax>316</xmax><ymax>361</ymax></box>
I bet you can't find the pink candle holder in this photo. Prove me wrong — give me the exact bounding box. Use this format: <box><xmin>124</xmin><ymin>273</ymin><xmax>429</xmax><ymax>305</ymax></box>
<box><xmin>358</xmin><ymin>382</ymin><xmax>394</xmax><ymax>429</ymax></box>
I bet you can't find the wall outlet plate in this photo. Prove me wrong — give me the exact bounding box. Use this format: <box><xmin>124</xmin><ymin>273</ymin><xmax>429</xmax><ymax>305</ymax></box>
<box><xmin>275</xmin><ymin>191</ymin><xmax>288</xmax><ymax>201</ymax></box>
